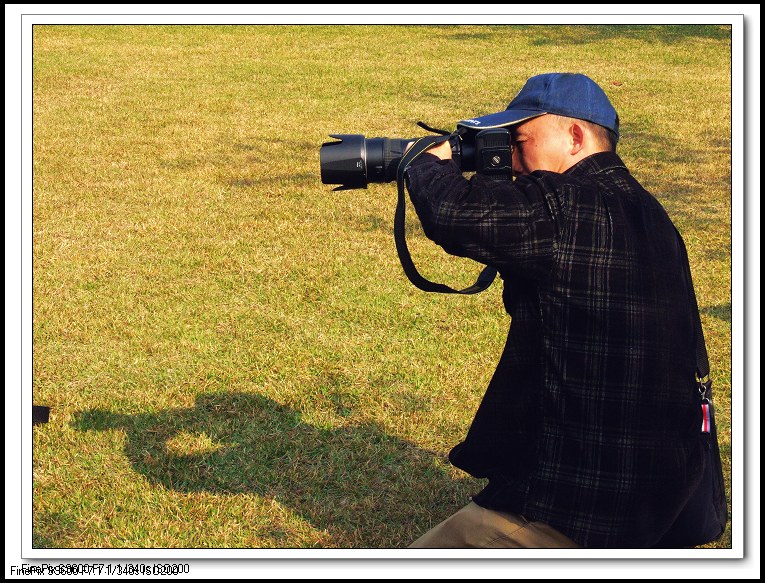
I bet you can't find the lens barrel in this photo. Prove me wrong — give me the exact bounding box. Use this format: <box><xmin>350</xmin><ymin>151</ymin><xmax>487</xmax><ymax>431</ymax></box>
<box><xmin>320</xmin><ymin>131</ymin><xmax>505</xmax><ymax>189</ymax></box>
<box><xmin>320</xmin><ymin>135</ymin><xmax>412</xmax><ymax>189</ymax></box>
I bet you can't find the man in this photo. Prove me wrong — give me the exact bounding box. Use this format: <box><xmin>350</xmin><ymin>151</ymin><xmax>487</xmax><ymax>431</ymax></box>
<box><xmin>404</xmin><ymin>73</ymin><xmax>709</xmax><ymax>548</ymax></box>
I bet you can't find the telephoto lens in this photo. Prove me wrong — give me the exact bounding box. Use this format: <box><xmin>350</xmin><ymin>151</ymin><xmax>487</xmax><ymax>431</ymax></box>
<box><xmin>319</xmin><ymin>128</ymin><xmax>507</xmax><ymax>190</ymax></box>
<box><xmin>320</xmin><ymin>135</ymin><xmax>412</xmax><ymax>189</ymax></box>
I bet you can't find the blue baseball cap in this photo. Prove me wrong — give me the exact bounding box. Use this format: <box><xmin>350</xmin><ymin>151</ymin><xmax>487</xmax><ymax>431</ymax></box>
<box><xmin>457</xmin><ymin>73</ymin><xmax>619</xmax><ymax>139</ymax></box>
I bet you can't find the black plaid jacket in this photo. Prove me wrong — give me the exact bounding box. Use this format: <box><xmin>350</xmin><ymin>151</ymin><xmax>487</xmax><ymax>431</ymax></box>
<box><xmin>405</xmin><ymin>152</ymin><xmax>705</xmax><ymax>548</ymax></box>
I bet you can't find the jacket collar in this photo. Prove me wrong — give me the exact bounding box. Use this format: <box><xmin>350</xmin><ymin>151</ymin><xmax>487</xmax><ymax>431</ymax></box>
<box><xmin>564</xmin><ymin>151</ymin><xmax>628</xmax><ymax>178</ymax></box>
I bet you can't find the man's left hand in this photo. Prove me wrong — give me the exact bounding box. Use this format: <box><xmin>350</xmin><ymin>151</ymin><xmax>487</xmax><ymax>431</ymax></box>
<box><xmin>426</xmin><ymin>139</ymin><xmax>453</xmax><ymax>161</ymax></box>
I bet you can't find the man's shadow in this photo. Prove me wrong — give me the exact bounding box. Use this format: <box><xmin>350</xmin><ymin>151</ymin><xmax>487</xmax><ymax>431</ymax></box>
<box><xmin>71</xmin><ymin>392</ymin><xmax>474</xmax><ymax>548</ymax></box>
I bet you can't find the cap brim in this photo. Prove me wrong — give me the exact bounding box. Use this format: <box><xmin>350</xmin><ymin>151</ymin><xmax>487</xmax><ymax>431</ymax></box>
<box><xmin>457</xmin><ymin>109</ymin><xmax>546</xmax><ymax>130</ymax></box>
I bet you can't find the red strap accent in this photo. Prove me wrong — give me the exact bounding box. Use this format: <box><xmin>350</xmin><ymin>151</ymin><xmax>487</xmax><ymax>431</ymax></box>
<box><xmin>701</xmin><ymin>402</ymin><xmax>711</xmax><ymax>433</ymax></box>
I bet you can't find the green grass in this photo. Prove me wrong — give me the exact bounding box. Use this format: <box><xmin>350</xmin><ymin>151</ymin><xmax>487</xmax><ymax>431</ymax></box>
<box><xmin>32</xmin><ymin>24</ymin><xmax>733</xmax><ymax>549</ymax></box>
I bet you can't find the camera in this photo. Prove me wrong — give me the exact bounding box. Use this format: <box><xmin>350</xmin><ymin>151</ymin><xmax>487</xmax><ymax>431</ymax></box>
<box><xmin>319</xmin><ymin>123</ymin><xmax>507</xmax><ymax>295</ymax></box>
<box><xmin>320</xmin><ymin>127</ymin><xmax>513</xmax><ymax>190</ymax></box>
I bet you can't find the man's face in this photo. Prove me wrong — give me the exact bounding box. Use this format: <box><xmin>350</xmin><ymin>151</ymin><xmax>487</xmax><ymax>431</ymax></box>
<box><xmin>511</xmin><ymin>114</ymin><xmax>570</xmax><ymax>176</ymax></box>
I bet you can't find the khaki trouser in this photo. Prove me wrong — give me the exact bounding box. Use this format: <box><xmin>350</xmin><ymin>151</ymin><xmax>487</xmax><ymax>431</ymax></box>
<box><xmin>409</xmin><ymin>502</ymin><xmax>580</xmax><ymax>548</ymax></box>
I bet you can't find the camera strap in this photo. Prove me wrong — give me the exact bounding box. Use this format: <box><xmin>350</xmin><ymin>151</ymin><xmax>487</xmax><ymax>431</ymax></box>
<box><xmin>673</xmin><ymin>226</ymin><xmax>712</xmax><ymax>398</ymax></box>
<box><xmin>395</xmin><ymin>135</ymin><xmax>497</xmax><ymax>294</ymax></box>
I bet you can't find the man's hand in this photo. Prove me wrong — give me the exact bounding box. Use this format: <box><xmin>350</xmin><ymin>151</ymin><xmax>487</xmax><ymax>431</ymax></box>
<box><xmin>427</xmin><ymin>139</ymin><xmax>453</xmax><ymax>160</ymax></box>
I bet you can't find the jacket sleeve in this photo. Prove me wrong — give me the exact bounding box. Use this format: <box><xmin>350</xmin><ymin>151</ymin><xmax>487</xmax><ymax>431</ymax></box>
<box><xmin>404</xmin><ymin>153</ymin><xmax>560</xmax><ymax>279</ymax></box>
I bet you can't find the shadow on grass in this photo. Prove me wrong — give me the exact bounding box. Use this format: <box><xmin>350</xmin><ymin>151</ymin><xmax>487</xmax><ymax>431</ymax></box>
<box><xmin>522</xmin><ymin>24</ymin><xmax>731</xmax><ymax>45</ymax></box>
<box><xmin>71</xmin><ymin>392</ymin><xmax>471</xmax><ymax>548</ymax></box>
<box><xmin>701</xmin><ymin>303</ymin><xmax>732</xmax><ymax>323</ymax></box>
<box><xmin>431</xmin><ymin>24</ymin><xmax>731</xmax><ymax>45</ymax></box>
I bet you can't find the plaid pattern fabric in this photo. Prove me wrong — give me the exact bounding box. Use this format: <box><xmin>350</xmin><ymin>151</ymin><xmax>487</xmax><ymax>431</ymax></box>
<box><xmin>405</xmin><ymin>152</ymin><xmax>704</xmax><ymax>548</ymax></box>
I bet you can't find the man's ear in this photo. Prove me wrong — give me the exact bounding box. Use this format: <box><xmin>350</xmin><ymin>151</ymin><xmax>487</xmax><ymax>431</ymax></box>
<box><xmin>569</xmin><ymin>122</ymin><xmax>585</xmax><ymax>155</ymax></box>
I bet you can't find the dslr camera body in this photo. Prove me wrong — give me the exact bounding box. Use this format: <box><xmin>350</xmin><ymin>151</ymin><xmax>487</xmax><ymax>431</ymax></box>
<box><xmin>320</xmin><ymin>125</ymin><xmax>513</xmax><ymax>189</ymax></box>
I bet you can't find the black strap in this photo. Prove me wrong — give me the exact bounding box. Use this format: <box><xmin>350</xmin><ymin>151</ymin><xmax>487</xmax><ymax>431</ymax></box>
<box><xmin>675</xmin><ymin>228</ymin><xmax>712</xmax><ymax>397</ymax></box>
<box><xmin>415</xmin><ymin>121</ymin><xmax>452</xmax><ymax>136</ymax></box>
<box><xmin>394</xmin><ymin>135</ymin><xmax>497</xmax><ymax>294</ymax></box>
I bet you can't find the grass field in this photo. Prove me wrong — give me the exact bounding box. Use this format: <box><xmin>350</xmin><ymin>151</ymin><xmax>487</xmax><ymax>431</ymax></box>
<box><xmin>31</xmin><ymin>24</ymin><xmax>733</xmax><ymax>550</ymax></box>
